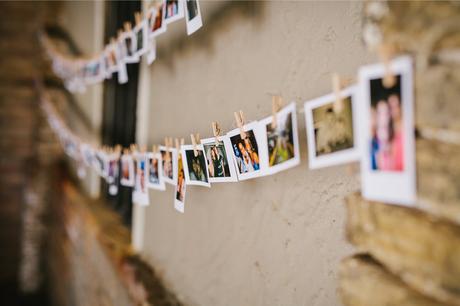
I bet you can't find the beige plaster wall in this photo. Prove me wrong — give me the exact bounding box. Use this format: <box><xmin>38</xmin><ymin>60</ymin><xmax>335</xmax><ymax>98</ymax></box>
<box><xmin>138</xmin><ymin>1</ymin><xmax>375</xmax><ymax>305</ymax></box>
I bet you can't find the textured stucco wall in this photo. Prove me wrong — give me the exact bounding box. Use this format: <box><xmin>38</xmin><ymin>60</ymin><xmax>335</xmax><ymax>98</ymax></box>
<box><xmin>138</xmin><ymin>1</ymin><xmax>375</xmax><ymax>305</ymax></box>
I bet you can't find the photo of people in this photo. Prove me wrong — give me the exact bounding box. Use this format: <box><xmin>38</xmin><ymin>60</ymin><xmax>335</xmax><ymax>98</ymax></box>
<box><xmin>174</xmin><ymin>153</ymin><xmax>186</xmax><ymax>213</ymax></box>
<box><xmin>201</xmin><ymin>136</ymin><xmax>238</xmax><ymax>183</ymax></box>
<box><xmin>164</xmin><ymin>0</ymin><xmax>184</xmax><ymax>24</ymax></box>
<box><xmin>181</xmin><ymin>145</ymin><xmax>210</xmax><ymax>187</ymax></box>
<box><xmin>159</xmin><ymin>146</ymin><xmax>177</xmax><ymax>185</ymax></box>
<box><xmin>227</xmin><ymin>122</ymin><xmax>265</xmax><ymax>180</ymax></box>
<box><xmin>185</xmin><ymin>0</ymin><xmax>202</xmax><ymax>35</ymax></box>
<box><xmin>259</xmin><ymin>103</ymin><xmax>300</xmax><ymax>174</ymax></box>
<box><xmin>134</xmin><ymin>155</ymin><xmax>149</xmax><ymax>205</ymax></box>
<box><xmin>359</xmin><ymin>55</ymin><xmax>415</xmax><ymax>205</ymax></box>
<box><xmin>120</xmin><ymin>155</ymin><xmax>135</xmax><ymax>187</ymax></box>
<box><xmin>149</xmin><ymin>5</ymin><xmax>166</xmax><ymax>37</ymax></box>
<box><xmin>146</xmin><ymin>152</ymin><xmax>165</xmax><ymax>190</ymax></box>
<box><xmin>305</xmin><ymin>86</ymin><xmax>359</xmax><ymax>169</ymax></box>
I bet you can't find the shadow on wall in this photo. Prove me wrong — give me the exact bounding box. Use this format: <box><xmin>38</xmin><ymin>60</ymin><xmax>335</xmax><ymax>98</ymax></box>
<box><xmin>157</xmin><ymin>1</ymin><xmax>267</xmax><ymax>70</ymax></box>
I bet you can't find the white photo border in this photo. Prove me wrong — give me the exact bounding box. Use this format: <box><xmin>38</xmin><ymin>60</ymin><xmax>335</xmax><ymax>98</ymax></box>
<box><xmin>180</xmin><ymin>144</ymin><xmax>211</xmax><ymax>187</ymax></box>
<box><xmin>305</xmin><ymin>86</ymin><xmax>360</xmax><ymax>169</ymax></box>
<box><xmin>358</xmin><ymin>55</ymin><xmax>416</xmax><ymax>206</ymax></box>
<box><xmin>201</xmin><ymin>136</ymin><xmax>238</xmax><ymax>183</ymax></box>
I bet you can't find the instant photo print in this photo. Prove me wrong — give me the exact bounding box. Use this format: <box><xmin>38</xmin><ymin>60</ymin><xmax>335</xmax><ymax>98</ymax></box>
<box><xmin>164</xmin><ymin>0</ymin><xmax>185</xmax><ymax>24</ymax></box>
<box><xmin>201</xmin><ymin>136</ymin><xmax>238</xmax><ymax>183</ymax></box>
<box><xmin>121</xmin><ymin>31</ymin><xmax>139</xmax><ymax>64</ymax></box>
<box><xmin>174</xmin><ymin>151</ymin><xmax>187</xmax><ymax>213</ymax></box>
<box><xmin>181</xmin><ymin>144</ymin><xmax>210</xmax><ymax>187</ymax></box>
<box><xmin>227</xmin><ymin>121</ymin><xmax>267</xmax><ymax>181</ymax></box>
<box><xmin>305</xmin><ymin>86</ymin><xmax>360</xmax><ymax>169</ymax></box>
<box><xmin>259</xmin><ymin>102</ymin><xmax>300</xmax><ymax>174</ymax></box>
<box><xmin>358</xmin><ymin>55</ymin><xmax>416</xmax><ymax>206</ymax></box>
<box><xmin>185</xmin><ymin>0</ymin><xmax>202</xmax><ymax>35</ymax></box>
<box><xmin>134</xmin><ymin>154</ymin><xmax>149</xmax><ymax>206</ymax></box>
<box><xmin>146</xmin><ymin>152</ymin><xmax>166</xmax><ymax>191</ymax></box>
<box><xmin>148</xmin><ymin>3</ymin><xmax>167</xmax><ymax>38</ymax></box>
<box><xmin>133</xmin><ymin>19</ymin><xmax>149</xmax><ymax>57</ymax></box>
<box><xmin>159</xmin><ymin>146</ymin><xmax>178</xmax><ymax>185</ymax></box>
<box><xmin>120</xmin><ymin>154</ymin><xmax>135</xmax><ymax>187</ymax></box>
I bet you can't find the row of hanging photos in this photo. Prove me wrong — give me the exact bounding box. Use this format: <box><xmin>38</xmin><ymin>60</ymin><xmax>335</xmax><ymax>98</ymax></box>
<box><xmin>42</xmin><ymin>44</ymin><xmax>417</xmax><ymax>214</ymax></box>
<box><xmin>40</xmin><ymin>0</ymin><xmax>203</xmax><ymax>93</ymax></box>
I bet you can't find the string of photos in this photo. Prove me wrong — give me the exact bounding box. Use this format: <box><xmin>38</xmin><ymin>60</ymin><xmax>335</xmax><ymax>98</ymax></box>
<box><xmin>41</xmin><ymin>0</ymin><xmax>203</xmax><ymax>93</ymax></box>
<box><xmin>41</xmin><ymin>41</ymin><xmax>418</xmax><ymax>213</ymax></box>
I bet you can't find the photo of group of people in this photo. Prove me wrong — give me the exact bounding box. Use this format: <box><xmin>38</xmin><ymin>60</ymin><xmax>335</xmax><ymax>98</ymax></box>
<box><xmin>201</xmin><ymin>137</ymin><xmax>238</xmax><ymax>183</ymax></box>
<box><xmin>174</xmin><ymin>153</ymin><xmax>186</xmax><ymax>213</ymax></box>
<box><xmin>305</xmin><ymin>86</ymin><xmax>359</xmax><ymax>169</ymax></box>
<box><xmin>359</xmin><ymin>55</ymin><xmax>415</xmax><ymax>205</ymax></box>
<box><xmin>182</xmin><ymin>145</ymin><xmax>210</xmax><ymax>187</ymax></box>
<box><xmin>260</xmin><ymin>103</ymin><xmax>300</xmax><ymax>174</ymax></box>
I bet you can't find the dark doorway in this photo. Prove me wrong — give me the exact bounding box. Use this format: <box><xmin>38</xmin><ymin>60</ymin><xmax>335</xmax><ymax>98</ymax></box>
<box><xmin>102</xmin><ymin>0</ymin><xmax>141</xmax><ymax>227</ymax></box>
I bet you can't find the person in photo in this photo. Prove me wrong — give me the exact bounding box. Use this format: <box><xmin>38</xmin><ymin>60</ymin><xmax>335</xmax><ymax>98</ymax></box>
<box><xmin>185</xmin><ymin>150</ymin><xmax>208</xmax><ymax>183</ymax></box>
<box><xmin>266</xmin><ymin>113</ymin><xmax>295</xmax><ymax>166</ymax></box>
<box><xmin>166</xmin><ymin>0</ymin><xmax>179</xmax><ymax>18</ymax></box>
<box><xmin>152</xmin><ymin>6</ymin><xmax>164</xmax><ymax>31</ymax></box>
<box><xmin>148</xmin><ymin>157</ymin><xmax>160</xmax><ymax>184</ymax></box>
<box><xmin>121</xmin><ymin>159</ymin><xmax>130</xmax><ymax>180</ymax></box>
<box><xmin>204</xmin><ymin>143</ymin><xmax>230</xmax><ymax>178</ymax></box>
<box><xmin>230</xmin><ymin>130</ymin><xmax>260</xmax><ymax>174</ymax></box>
<box><xmin>161</xmin><ymin>150</ymin><xmax>173</xmax><ymax>179</ymax></box>
<box><xmin>176</xmin><ymin>155</ymin><xmax>186</xmax><ymax>202</ymax></box>
<box><xmin>186</xmin><ymin>0</ymin><xmax>198</xmax><ymax>20</ymax></box>
<box><xmin>370</xmin><ymin>76</ymin><xmax>404</xmax><ymax>172</ymax></box>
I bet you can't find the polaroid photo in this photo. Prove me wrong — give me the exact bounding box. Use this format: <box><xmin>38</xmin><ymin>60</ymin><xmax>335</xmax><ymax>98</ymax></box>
<box><xmin>259</xmin><ymin>102</ymin><xmax>300</xmax><ymax>174</ymax></box>
<box><xmin>227</xmin><ymin>121</ymin><xmax>267</xmax><ymax>181</ymax></box>
<box><xmin>148</xmin><ymin>3</ymin><xmax>167</xmax><ymax>38</ymax></box>
<box><xmin>134</xmin><ymin>154</ymin><xmax>149</xmax><ymax>206</ymax></box>
<box><xmin>181</xmin><ymin>144</ymin><xmax>210</xmax><ymax>187</ymax></box>
<box><xmin>358</xmin><ymin>55</ymin><xmax>416</xmax><ymax>206</ymax></box>
<box><xmin>106</xmin><ymin>153</ymin><xmax>120</xmax><ymax>185</ymax></box>
<box><xmin>201</xmin><ymin>136</ymin><xmax>238</xmax><ymax>183</ymax></box>
<box><xmin>133</xmin><ymin>19</ymin><xmax>149</xmax><ymax>57</ymax></box>
<box><xmin>121</xmin><ymin>31</ymin><xmax>139</xmax><ymax>64</ymax></box>
<box><xmin>94</xmin><ymin>151</ymin><xmax>107</xmax><ymax>178</ymax></box>
<box><xmin>185</xmin><ymin>0</ymin><xmax>202</xmax><ymax>35</ymax></box>
<box><xmin>120</xmin><ymin>154</ymin><xmax>135</xmax><ymax>187</ymax></box>
<box><xmin>146</xmin><ymin>152</ymin><xmax>166</xmax><ymax>191</ymax></box>
<box><xmin>164</xmin><ymin>0</ymin><xmax>185</xmax><ymax>24</ymax></box>
<box><xmin>114</xmin><ymin>41</ymin><xmax>128</xmax><ymax>84</ymax></box>
<box><xmin>305</xmin><ymin>86</ymin><xmax>360</xmax><ymax>169</ymax></box>
<box><xmin>159</xmin><ymin>146</ymin><xmax>178</xmax><ymax>185</ymax></box>
<box><xmin>147</xmin><ymin>39</ymin><xmax>157</xmax><ymax>65</ymax></box>
<box><xmin>174</xmin><ymin>151</ymin><xmax>187</xmax><ymax>213</ymax></box>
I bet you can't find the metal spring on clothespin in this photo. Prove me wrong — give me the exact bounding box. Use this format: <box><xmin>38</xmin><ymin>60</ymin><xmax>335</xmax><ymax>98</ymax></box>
<box><xmin>234</xmin><ymin>110</ymin><xmax>246</xmax><ymax>139</ymax></box>
<box><xmin>190</xmin><ymin>133</ymin><xmax>200</xmax><ymax>157</ymax></box>
<box><xmin>332</xmin><ymin>73</ymin><xmax>344</xmax><ymax>114</ymax></box>
<box><xmin>212</xmin><ymin>122</ymin><xmax>221</xmax><ymax>146</ymax></box>
<box><xmin>379</xmin><ymin>43</ymin><xmax>397</xmax><ymax>88</ymax></box>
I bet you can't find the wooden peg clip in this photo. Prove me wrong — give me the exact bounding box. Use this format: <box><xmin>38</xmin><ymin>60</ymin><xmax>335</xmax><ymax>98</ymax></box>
<box><xmin>190</xmin><ymin>133</ymin><xmax>200</xmax><ymax>157</ymax></box>
<box><xmin>212</xmin><ymin>121</ymin><xmax>221</xmax><ymax>145</ymax></box>
<box><xmin>378</xmin><ymin>44</ymin><xmax>397</xmax><ymax>88</ymax></box>
<box><xmin>124</xmin><ymin>22</ymin><xmax>132</xmax><ymax>32</ymax></box>
<box><xmin>234</xmin><ymin>110</ymin><xmax>247</xmax><ymax>139</ymax></box>
<box><xmin>134</xmin><ymin>12</ymin><xmax>142</xmax><ymax>25</ymax></box>
<box><xmin>152</xmin><ymin>145</ymin><xmax>158</xmax><ymax>154</ymax></box>
<box><xmin>332</xmin><ymin>73</ymin><xmax>344</xmax><ymax>114</ymax></box>
<box><xmin>271</xmin><ymin>95</ymin><xmax>283</xmax><ymax>129</ymax></box>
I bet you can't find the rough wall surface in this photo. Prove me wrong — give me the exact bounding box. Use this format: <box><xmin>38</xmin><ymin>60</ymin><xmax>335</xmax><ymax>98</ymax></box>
<box><xmin>138</xmin><ymin>2</ymin><xmax>375</xmax><ymax>306</ymax></box>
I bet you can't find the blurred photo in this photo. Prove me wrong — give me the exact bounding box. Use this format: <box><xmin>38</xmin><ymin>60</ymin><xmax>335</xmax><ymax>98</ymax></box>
<box><xmin>174</xmin><ymin>152</ymin><xmax>186</xmax><ymax>213</ymax></box>
<box><xmin>120</xmin><ymin>155</ymin><xmax>135</xmax><ymax>187</ymax></box>
<box><xmin>370</xmin><ymin>76</ymin><xmax>403</xmax><ymax>172</ymax></box>
<box><xmin>201</xmin><ymin>136</ymin><xmax>238</xmax><ymax>183</ymax></box>
<box><xmin>133</xmin><ymin>20</ymin><xmax>148</xmax><ymax>56</ymax></box>
<box><xmin>181</xmin><ymin>145</ymin><xmax>210</xmax><ymax>187</ymax></box>
<box><xmin>159</xmin><ymin>146</ymin><xmax>177</xmax><ymax>185</ymax></box>
<box><xmin>134</xmin><ymin>155</ymin><xmax>149</xmax><ymax>205</ymax></box>
<box><xmin>147</xmin><ymin>152</ymin><xmax>165</xmax><ymax>190</ymax></box>
<box><xmin>149</xmin><ymin>4</ymin><xmax>167</xmax><ymax>37</ymax></box>
<box><xmin>185</xmin><ymin>0</ymin><xmax>202</xmax><ymax>35</ymax></box>
<box><xmin>305</xmin><ymin>86</ymin><xmax>359</xmax><ymax>169</ymax></box>
<box><xmin>165</xmin><ymin>0</ymin><xmax>184</xmax><ymax>24</ymax></box>
<box><xmin>259</xmin><ymin>103</ymin><xmax>300</xmax><ymax>174</ymax></box>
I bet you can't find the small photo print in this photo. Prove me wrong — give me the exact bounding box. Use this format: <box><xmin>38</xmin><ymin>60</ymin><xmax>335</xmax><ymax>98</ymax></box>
<box><xmin>227</xmin><ymin>121</ymin><xmax>266</xmax><ymax>181</ymax></box>
<box><xmin>134</xmin><ymin>154</ymin><xmax>149</xmax><ymax>206</ymax></box>
<box><xmin>146</xmin><ymin>152</ymin><xmax>165</xmax><ymax>191</ymax></box>
<box><xmin>201</xmin><ymin>136</ymin><xmax>238</xmax><ymax>183</ymax></box>
<box><xmin>181</xmin><ymin>145</ymin><xmax>210</xmax><ymax>187</ymax></box>
<box><xmin>185</xmin><ymin>0</ymin><xmax>202</xmax><ymax>35</ymax></box>
<box><xmin>174</xmin><ymin>152</ymin><xmax>186</xmax><ymax>213</ymax></box>
<box><xmin>159</xmin><ymin>146</ymin><xmax>178</xmax><ymax>185</ymax></box>
<box><xmin>106</xmin><ymin>154</ymin><xmax>120</xmax><ymax>185</ymax></box>
<box><xmin>121</xmin><ymin>31</ymin><xmax>139</xmax><ymax>64</ymax></box>
<box><xmin>359</xmin><ymin>55</ymin><xmax>416</xmax><ymax>205</ymax></box>
<box><xmin>259</xmin><ymin>102</ymin><xmax>300</xmax><ymax>174</ymax></box>
<box><xmin>148</xmin><ymin>4</ymin><xmax>167</xmax><ymax>38</ymax></box>
<box><xmin>133</xmin><ymin>19</ymin><xmax>149</xmax><ymax>56</ymax></box>
<box><xmin>120</xmin><ymin>154</ymin><xmax>135</xmax><ymax>187</ymax></box>
<box><xmin>164</xmin><ymin>0</ymin><xmax>185</xmax><ymax>24</ymax></box>
<box><xmin>305</xmin><ymin>86</ymin><xmax>360</xmax><ymax>169</ymax></box>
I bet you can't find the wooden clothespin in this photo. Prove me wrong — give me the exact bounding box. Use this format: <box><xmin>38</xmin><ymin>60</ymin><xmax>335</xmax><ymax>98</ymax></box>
<box><xmin>234</xmin><ymin>110</ymin><xmax>247</xmax><ymax>139</ymax></box>
<box><xmin>134</xmin><ymin>12</ymin><xmax>142</xmax><ymax>26</ymax></box>
<box><xmin>175</xmin><ymin>138</ymin><xmax>184</xmax><ymax>151</ymax></box>
<box><xmin>271</xmin><ymin>95</ymin><xmax>283</xmax><ymax>129</ymax></box>
<box><xmin>212</xmin><ymin>121</ymin><xmax>221</xmax><ymax>145</ymax></box>
<box><xmin>332</xmin><ymin>73</ymin><xmax>344</xmax><ymax>114</ymax></box>
<box><xmin>152</xmin><ymin>145</ymin><xmax>158</xmax><ymax>154</ymax></box>
<box><xmin>378</xmin><ymin>44</ymin><xmax>397</xmax><ymax>88</ymax></box>
<box><xmin>164</xmin><ymin>137</ymin><xmax>171</xmax><ymax>161</ymax></box>
<box><xmin>124</xmin><ymin>22</ymin><xmax>132</xmax><ymax>32</ymax></box>
<box><xmin>190</xmin><ymin>133</ymin><xmax>200</xmax><ymax>157</ymax></box>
